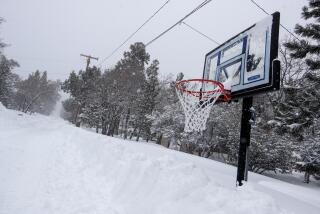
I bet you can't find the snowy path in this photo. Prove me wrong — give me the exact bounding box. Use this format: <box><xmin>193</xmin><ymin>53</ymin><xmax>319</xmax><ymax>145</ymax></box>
<box><xmin>0</xmin><ymin>105</ymin><xmax>319</xmax><ymax>214</ymax></box>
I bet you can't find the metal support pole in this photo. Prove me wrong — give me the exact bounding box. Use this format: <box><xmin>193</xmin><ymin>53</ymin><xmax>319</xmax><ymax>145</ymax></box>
<box><xmin>236</xmin><ymin>96</ymin><xmax>253</xmax><ymax>186</ymax></box>
<box><xmin>244</xmin><ymin>146</ymin><xmax>249</xmax><ymax>181</ymax></box>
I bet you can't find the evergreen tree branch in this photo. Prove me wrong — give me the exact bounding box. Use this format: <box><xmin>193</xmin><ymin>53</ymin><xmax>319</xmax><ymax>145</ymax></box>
<box><xmin>302</xmin><ymin>2</ymin><xmax>320</xmax><ymax>21</ymax></box>
<box><xmin>295</xmin><ymin>24</ymin><xmax>320</xmax><ymax>40</ymax></box>
<box><xmin>284</xmin><ymin>40</ymin><xmax>309</xmax><ymax>58</ymax></box>
<box><xmin>306</xmin><ymin>58</ymin><xmax>320</xmax><ymax>70</ymax></box>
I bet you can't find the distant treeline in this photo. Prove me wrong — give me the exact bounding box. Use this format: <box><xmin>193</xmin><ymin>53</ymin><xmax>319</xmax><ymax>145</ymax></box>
<box><xmin>0</xmin><ymin>19</ymin><xmax>60</xmax><ymax>115</ymax></box>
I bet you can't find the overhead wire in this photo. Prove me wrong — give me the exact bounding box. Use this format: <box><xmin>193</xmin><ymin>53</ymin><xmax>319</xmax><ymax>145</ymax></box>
<box><xmin>249</xmin><ymin>0</ymin><xmax>301</xmax><ymax>41</ymax></box>
<box><xmin>181</xmin><ymin>21</ymin><xmax>220</xmax><ymax>45</ymax></box>
<box><xmin>100</xmin><ymin>0</ymin><xmax>295</xmax><ymax>70</ymax></box>
<box><xmin>145</xmin><ymin>0</ymin><xmax>214</xmax><ymax>47</ymax></box>
<box><xmin>98</xmin><ymin>0</ymin><xmax>171</xmax><ymax>67</ymax></box>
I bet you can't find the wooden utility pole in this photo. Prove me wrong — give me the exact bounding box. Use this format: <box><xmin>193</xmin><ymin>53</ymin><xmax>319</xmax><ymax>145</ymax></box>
<box><xmin>80</xmin><ymin>54</ymin><xmax>98</xmax><ymax>71</ymax></box>
<box><xmin>75</xmin><ymin>54</ymin><xmax>98</xmax><ymax>128</ymax></box>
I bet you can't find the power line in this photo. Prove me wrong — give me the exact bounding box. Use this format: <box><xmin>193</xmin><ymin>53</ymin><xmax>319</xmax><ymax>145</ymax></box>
<box><xmin>250</xmin><ymin>0</ymin><xmax>269</xmax><ymax>15</ymax></box>
<box><xmin>249</xmin><ymin>0</ymin><xmax>301</xmax><ymax>41</ymax></box>
<box><xmin>182</xmin><ymin>21</ymin><xmax>220</xmax><ymax>45</ymax></box>
<box><xmin>98</xmin><ymin>0</ymin><xmax>171</xmax><ymax>67</ymax></box>
<box><xmin>145</xmin><ymin>0</ymin><xmax>214</xmax><ymax>47</ymax></box>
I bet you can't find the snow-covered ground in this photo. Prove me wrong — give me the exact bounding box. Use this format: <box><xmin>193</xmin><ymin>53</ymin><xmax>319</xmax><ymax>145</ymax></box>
<box><xmin>0</xmin><ymin>105</ymin><xmax>319</xmax><ymax>214</ymax></box>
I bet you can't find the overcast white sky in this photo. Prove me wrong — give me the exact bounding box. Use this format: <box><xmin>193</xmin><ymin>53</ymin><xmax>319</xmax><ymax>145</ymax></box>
<box><xmin>0</xmin><ymin>0</ymin><xmax>306</xmax><ymax>80</ymax></box>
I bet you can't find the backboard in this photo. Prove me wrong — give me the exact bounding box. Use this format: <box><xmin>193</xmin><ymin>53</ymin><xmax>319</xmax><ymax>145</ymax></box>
<box><xmin>202</xmin><ymin>12</ymin><xmax>280</xmax><ymax>100</ymax></box>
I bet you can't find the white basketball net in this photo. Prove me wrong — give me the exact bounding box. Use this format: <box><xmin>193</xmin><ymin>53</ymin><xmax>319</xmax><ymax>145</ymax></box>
<box><xmin>176</xmin><ymin>80</ymin><xmax>225</xmax><ymax>133</ymax></box>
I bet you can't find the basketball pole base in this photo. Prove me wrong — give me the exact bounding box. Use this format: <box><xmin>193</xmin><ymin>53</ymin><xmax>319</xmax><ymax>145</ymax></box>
<box><xmin>236</xmin><ymin>96</ymin><xmax>253</xmax><ymax>186</ymax></box>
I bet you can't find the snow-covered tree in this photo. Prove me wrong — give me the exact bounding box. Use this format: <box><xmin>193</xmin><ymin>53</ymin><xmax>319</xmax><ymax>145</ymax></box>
<box><xmin>135</xmin><ymin>59</ymin><xmax>160</xmax><ymax>141</ymax></box>
<box><xmin>98</xmin><ymin>43</ymin><xmax>150</xmax><ymax>137</ymax></box>
<box><xmin>15</xmin><ymin>71</ymin><xmax>60</xmax><ymax>115</ymax></box>
<box><xmin>62</xmin><ymin>66</ymin><xmax>101</xmax><ymax>126</ymax></box>
<box><xmin>0</xmin><ymin>55</ymin><xmax>19</xmax><ymax>107</ymax></box>
<box><xmin>296</xmin><ymin>137</ymin><xmax>320</xmax><ymax>183</ymax></box>
<box><xmin>269</xmin><ymin>72</ymin><xmax>320</xmax><ymax>140</ymax></box>
<box><xmin>151</xmin><ymin>73</ymin><xmax>184</xmax><ymax>145</ymax></box>
<box><xmin>61</xmin><ymin>97</ymin><xmax>79</xmax><ymax>123</ymax></box>
<box><xmin>265</xmin><ymin>38</ymin><xmax>320</xmax><ymax>181</ymax></box>
<box><xmin>284</xmin><ymin>0</ymin><xmax>320</xmax><ymax>71</ymax></box>
<box><xmin>296</xmin><ymin>112</ymin><xmax>320</xmax><ymax>183</ymax></box>
<box><xmin>0</xmin><ymin>19</ymin><xmax>19</xmax><ymax>108</ymax></box>
<box><xmin>62</xmin><ymin>71</ymin><xmax>82</xmax><ymax>125</ymax></box>
<box><xmin>250</xmin><ymin>127</ymin><xmax>294</xmax><ymax>174</ymax></box>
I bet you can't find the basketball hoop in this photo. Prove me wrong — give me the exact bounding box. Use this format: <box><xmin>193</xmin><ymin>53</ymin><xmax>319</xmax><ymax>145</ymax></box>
<box><xmin>175</xmin><ymin>79</ymin><xmax>230</xmax><ymax>132</ymax></box>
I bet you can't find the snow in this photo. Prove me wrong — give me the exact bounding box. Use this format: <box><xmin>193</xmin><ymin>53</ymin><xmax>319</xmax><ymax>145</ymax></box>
<box><xmin>264</xmin><ymin>170</ymin><xmax>320</xmax><ymax>189</ymax></box>
<box><xmin>50</xmin><ymin>91</ymin><xmax>69</xmax><ymax>118</ymax></box>
<box><xmin>223</xmin><ymin>76</ymin><xmax>233</xmax><ymax>91</ymax></box>
<box><xmin>0</xmin><ymin>105</ymin><xmax>320</xmax><ymax>214</ymax></box>
<box><xmin>267</xmin><ymin>120</ymin><xmax>282</xmax><ymax>127</ymax></box>
<box><xmin>286</xmin><ymin>123</ymin><xmax>302</xmax><ymax>130</ymax></box>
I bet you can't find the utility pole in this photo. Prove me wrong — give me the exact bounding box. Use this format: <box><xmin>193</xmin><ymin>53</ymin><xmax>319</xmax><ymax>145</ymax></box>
<box><xmin>80</xmin><ymin>54</ymin><xmax>99</xmax><ymax>71</ymax></box>
<box><xmin>75</xmin><ymin>54</ymin><xmax>98</xmax><ymax>128</ymax></box>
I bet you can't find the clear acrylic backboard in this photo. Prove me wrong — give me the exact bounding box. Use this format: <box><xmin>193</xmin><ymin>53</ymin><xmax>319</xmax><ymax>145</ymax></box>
<box><xmin>202</xmin><ymin>12</ymin><xmax>280</xmax><ymax>100</ymax></box>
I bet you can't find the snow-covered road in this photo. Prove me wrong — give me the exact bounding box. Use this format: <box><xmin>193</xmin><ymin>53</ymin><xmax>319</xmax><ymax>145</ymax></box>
<box><xmin>0</xmin><ymin>105</ymin><xmax>319</xmax><ymax>214</ymax></box>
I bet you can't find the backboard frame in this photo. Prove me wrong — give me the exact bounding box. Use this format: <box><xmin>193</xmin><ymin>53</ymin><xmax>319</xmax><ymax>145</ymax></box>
<box><xmin>202</xmin><ymin>12</ymin><xmax>280</xmax><ymax>100</ymax></box>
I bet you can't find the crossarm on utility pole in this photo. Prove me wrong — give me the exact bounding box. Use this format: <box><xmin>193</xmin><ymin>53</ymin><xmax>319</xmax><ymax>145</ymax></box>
<box><xmin>80</xmin><ymin>54</ymin><xmax>99</xmax><ymax>71</ymax></box>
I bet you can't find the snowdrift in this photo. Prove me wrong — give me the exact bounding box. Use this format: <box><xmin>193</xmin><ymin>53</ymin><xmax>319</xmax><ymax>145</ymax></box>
<box><xmin>0</xmin><ymin>105</ymin><xmax>319</xmax><ymax>214</ymax></box>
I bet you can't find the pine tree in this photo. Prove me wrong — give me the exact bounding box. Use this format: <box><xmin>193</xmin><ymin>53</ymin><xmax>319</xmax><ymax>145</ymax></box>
<box><xmin>296</xmin><ymin>135</ymin><xmax>320</xmax><ymax>183</ymax></box>
<box><xmin>249</xmin><ymin>126</ymin><xmax>294</xmax><ymax>174</ymax></box>
<box><xmin>135</xmin><ymin>60</ymin><xmax>160</xmax><ymax>141</ymax></box>
<box><xmin>62</xmin><ymin>67</ymin><xmax>101</xmax><ymax>126</ymax></box>
<box><xmin>79</xmin><ymin>66</ymin><xmax>102</xmax><ymax>131</ymax></box>
<box><xmin>15</xmin><ymin>71</ymin><xmax>60</xmax><ymax>114</ymax></box>
<box><xmin>285</xmin><ymin>0</ymin><xmax>320</xmax><ymax>71</ymax></box>
<box><xmin>151</xmin><ymin>74</ymin><xmax>183</xmax><ymax>144</ymax></box>
<box><xmin>62</xmin><ymin>97</ymin><xmax>79</xmax><ymax>122</ymax></box>
<box><xmin>269</xmin><ymin>72</ymin><xmax>320</xmax><ymax>140</ymax></box>
<box><xmin>107</xmin><ymin>42</ymin><xmax>150</xmax><ymax>138</ymax></box>
<box><xmin>0</xmin><ymin>55</ymin><xmax>19</xmax><ymax>107</ymax></box>
<box><xmin>295</xmin><ymin>83</ymin><xmax>320</xmax><ymax>183</ymax></box>
<box><xmin>0</xmin><ymin>19</ymin><xmax>19</xmax><ymax>108</ymax></box>
<box><xmin>62</xmin><ymin>71</ymin><xmax>82</xmax><ymax>125</ymax></box>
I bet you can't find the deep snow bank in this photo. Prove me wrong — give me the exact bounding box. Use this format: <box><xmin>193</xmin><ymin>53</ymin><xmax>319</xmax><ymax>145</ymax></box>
<box><xmin>0</xmin><ymin>105</ymin><xmax>319</xmax><ymax>214</ymax></box>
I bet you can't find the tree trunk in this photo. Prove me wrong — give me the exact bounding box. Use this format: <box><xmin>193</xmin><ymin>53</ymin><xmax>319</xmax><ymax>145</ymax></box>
<box><xmin>157</xmin><ymin>133</ymin><xmax>163</xmax><ymax>145</ymax></box>
<box><xmin>145</xmin><ymin>129</ymin><xmax>151</xmax><ymax>143</ymax></box>
<box><xmin>123</xmin><ymin>108</ymin><xmax>130</xmax><ymax>139</ymax></box>
<box><xmin>119</xmin><ymin>118</ymin><xmax>123</xmax><ymax>136</ymax></box>
<box><xmin>129</xmin><ymin>126</ymin><xmax>137</xmax><ymax>140</ymax></box>
<box><xmin>136</xmin><ymin>129</ymin><xmax>141</xmax><ymax>141</ymax></box>
<box><xmin>304</xmin><ymin>171</ymin><xmax>310</xmax><ymax>183</ymax></box>
<box><xmin>114</xmin><ymin>118</ymin><xmax>120</xmax><ymax>136</ymax></box>
<box><xmin>75</xmin><ymin>105</ymin><xmax>81</xmax><ymax>127</ymax></box>
<box><xmin>129</xmin><ymin>131</ymin><xmax>133</xmax><ymax>140</ymax></box>
<box><xmin>96</xmin><ymin>125</ymin><xmax>99</xmax><ymax>133</ymax></box>
<box><xmin>107</xmin><ymin>120</ymin><xmax>114</xmax><ymax>136</ymax></box>
<box><xmin>20</xmin><ymin>97</ymin><xmax>27</xmax><ymax>112</ymax></box>
<box><xmin>24</xmin><ymin>91</ymin><xmax>50</xmax><ymax>113</ymax></box>
<box><xmin>196</xmin><ymin>147</ymin><xmax>202</xmax><ymax>156</ymax></box>
<box><xmin>101</xmin><ymin>117</ymin><xmax>107</xmax><ymax>135</ymax></box>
